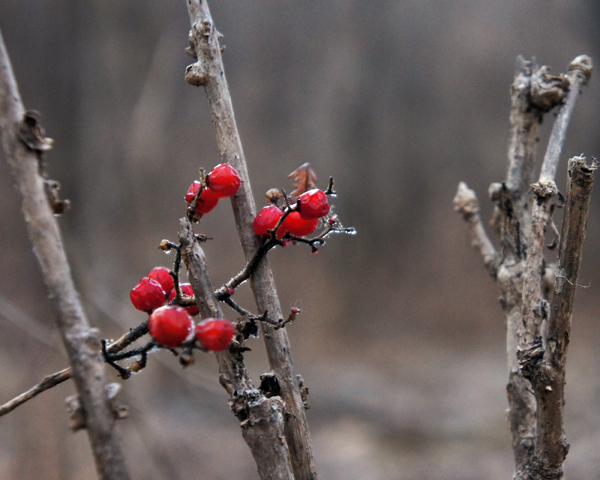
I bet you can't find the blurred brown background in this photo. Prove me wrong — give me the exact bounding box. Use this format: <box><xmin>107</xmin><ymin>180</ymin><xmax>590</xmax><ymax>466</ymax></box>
<box><xmin>1</xmin><ymin>1</ymin><xmax>600</xmax><ymax>479</ymax></box>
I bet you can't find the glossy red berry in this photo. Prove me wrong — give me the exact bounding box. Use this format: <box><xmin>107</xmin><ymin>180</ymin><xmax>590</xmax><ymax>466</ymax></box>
<box><xmin>185</xmin><ymin>181</ymin><xmax>220</xmax><ymax>214</ymax></box>
<box><xmin>278</xmin><ymin>211</ymin><xmax>319</xmax><ymax>238</ymax></box>
<box><xmin>148</xmin><ymin>306</ymin><xmax>193</xmax><ymax>348</ymax></box>
<box><xmin>253</xmin><ymin>205</ymin><xmax>284</xmax><ymax>237</ymax></box>
<box><xmin>147</xmin><ymin>267</ymin><xmax>174</xmax><ymax>297</ymax></box>
<box><xmin>298</xmin><ymin>189</ymin><xmax>330</xmax><ymax>219</ymax></box>
<box><xmin>168</xmin><ymin>283</ymin><xmax>199</xmax><ymax>316</ymax></box>
<box><xmin>195</xmin><ymin>318</ymin><xmax>235</xmax><ymax>351</ymax></box>
<box><xmin>130</xmin><ymin>277</ymin><xmax>166</xmax><ymax>312</ymax></box>
<box><xmin>207</xmin><ymin>164</ymin><xmax>241</xmax><ymax>198</ymax></box>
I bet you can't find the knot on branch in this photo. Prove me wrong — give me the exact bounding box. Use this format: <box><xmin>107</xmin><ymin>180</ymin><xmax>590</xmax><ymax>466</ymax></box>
<box><xmin>453</xmin><ymin>182</ymin><xmax>479</xmax><ymax>220</ymax></box>
<box><xmin>185</xmin><ymin>62</ymin><xmax>207</xmax><ymax>86</ymax></box>
<box><xmin>517</xmin><ymin>338</ymin><xmax>545</xmax><ymax>382</ymax></box>
<box><xmin>531</xmin><ymin>177</ymin><xmax>557</xmax><ymax>199</ymax></box>
<box><xmin>18</xmin><ymin>111</ymin><xmax>54</xmax><ymax>152</ymax></box>
<box><xmin>186</xmin><ymin>30</ymin><xmax>197</xmax><ymax>59</ymax></box>
<box><xmin>530</xmin><ymin>66</ymin><xmax>570</xmax><ymax>112</ymax></box>
<box><xmin>65</xmin><ymin>383</ymin><xmax>128</xmax><ymax>432</ymax></box>
<box><xmin>44</xmin><ymin>179</ymin><xmax>71</xmax><ymax>215</ymax></box>
<box><xmin>228</xmin><ymin>388</ymin><xmax>264</xmax><ymax>422</ymax></box>
<box><xmin>568</xmin><ymin>55</ymin><xmax>593</xmax><ymax>85</ymax></box>
<box><xmin>240</xmin><ymin>396</ymin><xmax>285</xmax><ymax>430</ymax></box>
<box><xmin>259</xmin><ymin>373</ymin><xmax>281</xmax><ymax>398</ymax></box>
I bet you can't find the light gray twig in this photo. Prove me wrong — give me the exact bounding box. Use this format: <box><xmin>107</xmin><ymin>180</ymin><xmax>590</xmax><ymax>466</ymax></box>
<box><xmin>0</xmin><ymin>29</ymin><xmax>130</xmax><ymax>479</ymax></box>
<box><xmin>184</xmin><ymin>3</ymin><xmax>317</xmax><ymax>478</ymax></box>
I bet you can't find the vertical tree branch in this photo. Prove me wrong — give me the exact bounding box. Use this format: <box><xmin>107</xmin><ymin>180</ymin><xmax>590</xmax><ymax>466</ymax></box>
<box><xmin>517</xmin><ymin>157</ymin><xmax>597</xmax><ymax>480</ymax></box>
<box><xmin>518</xmin><ymin>55</ymin><xmax>592</xmax><ymax>370</ymax></box>
<box><xmin>184</xmin><ymin>3</ymin><xmax>317</xmax><ymax>478</ymax></box>
<box><xmin>456</xmin><ymin>55</ymin><xmax>591</xmax><ymax>477</ymax></box>
<box><xmin>179</xmin><ymin>219</ymin><xmax>295</xmax><ymax>480</ymax></box>
<box><xmin>0</xmin><ymin>30</ymin><xmax>130</xmax><ymax>480</ymax></box>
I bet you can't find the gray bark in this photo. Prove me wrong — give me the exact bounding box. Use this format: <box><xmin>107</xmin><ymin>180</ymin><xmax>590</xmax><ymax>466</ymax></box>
<box><xmin>0</xmin><ymin>29</ymin><xmax>130</xmax><ymax>480</ymax></box>
<box><xmin>179</xmin><ymin>219</ymin><xmax>295</xmax><ymax>480</ymax></box>
<box><xmin>184</xmin><ymin>2</ymin><xmax>317</xmax><ymax>478</ymax></box>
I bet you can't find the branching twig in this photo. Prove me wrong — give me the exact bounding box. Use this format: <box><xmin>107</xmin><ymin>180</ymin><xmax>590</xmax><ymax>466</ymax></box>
<box><xmin>179</xmin><ymin>218</ymin><xmax>294</xmax><ymax>480</ymax></box>
<box><xmin>0</xmin><ymin>29</ymin><xmax>130</xmax><ymax>479</ymax></box>
<box><xmin>185</xmin><ymin>7</ymin><xmax>317</xmax><ymax>470</ymax></box>
<box><xmin>455</xmin><ymin>54</ymin><xmax>592</xmax><ymax>477</ymax></box>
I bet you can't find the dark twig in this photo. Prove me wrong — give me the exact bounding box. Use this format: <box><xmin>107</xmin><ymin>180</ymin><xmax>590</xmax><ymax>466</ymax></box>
<box><xmin>0</xmin><ymin>29</ymin><xmax>130</xmax><ymax>479</ymax></box>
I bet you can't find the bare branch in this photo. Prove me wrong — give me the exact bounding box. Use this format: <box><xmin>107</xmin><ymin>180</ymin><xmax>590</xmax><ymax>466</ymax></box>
<box><xmin>0</xmin><ymin>29</ymin><xmax>130</xmax><ymax>479</ymax></box>
<box><xmin>453</xmin><ymin>182</ymin><xmax>499</xmax><ymax>276</ymax></box>
<box><xmin>0</xmin><ymin>368</ymin><xmax>72</xmax><ymax>416</ymax></box>
<box><xmin>179</xmin><ymin>218</ymin><xmax>294</xmax><ymax>480</ymax></box>
<box><xmin>539</xmin><ymin>56</ymin><xmax>592</xmax><ymax>182</ymax></box>
<box><xmin>185</xmin><ymin>3</ymin><xmax>317</xmax><ymax>477</ymax></box>
<box><xmin>517</xmin><ymin>157</ymin><xmax>597</xmax><ymax>479</ymax></box>
<box><xmin>519</xmin><ymin>55</ymin><xmax>592</xmax><ymax>364</ymax></box>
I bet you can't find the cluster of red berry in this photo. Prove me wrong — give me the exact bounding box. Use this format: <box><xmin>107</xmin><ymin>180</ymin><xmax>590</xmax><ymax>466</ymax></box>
<box><xmin>185</xmin><ymin>163</ymin><xmax>241</xmax><ymax>215</ymax></box>
<box><xmin>130</xmin><ymin>266</ymin><xmax>234</xmax><ymax>351</ymax></box>
<box><xmin>253</xmin><ymin>188</ymin><xmax>330</xmax><ymax>238</ymax></box>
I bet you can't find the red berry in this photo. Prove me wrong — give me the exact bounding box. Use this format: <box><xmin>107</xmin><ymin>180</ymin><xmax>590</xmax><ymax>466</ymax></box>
<box><xmin>148</xmin><ymin>306</ymin><xmax>193</xmax><ymax>348</ymax></box>
<box><xmin>195</xmin><ymin>318</ymin><xmax>234</xmax><ymax>351</ymax></box>
<box><xmin>298</xmin><ymin>189</ymin><xmax>330</xmax><ymax>219</ymax></box>
<box><xmin>278</xmin><ymin>211</ymin><xmax>319</xmax><ymax>238</ymax></box>
<box><xmin>130</xmin><ymin>277</ymin><xmax>165</xmax><ymax>312</ymax></box>
<box><xmin>185</xmin><ymin>181</ymin><xmax>220</xmax><ymax>214</ymax></box>
<box><xmin>207</xmin><ymin>164</ymin><xmax>241</xmax><ymax>198</ymax></box>
<box><xmin>168</xmin><ymin>283</ymin><xmax>199</xmax><ymax>316</ymax></box>
<box><xmin>253</xmin><ymin>205</ymin><xmax>284</xmax><ymax>237</ymax></box>
<box><xmin>147</xmin><ymin>267</ymin><xmax>174</xmax><ymax>297</ymax></box>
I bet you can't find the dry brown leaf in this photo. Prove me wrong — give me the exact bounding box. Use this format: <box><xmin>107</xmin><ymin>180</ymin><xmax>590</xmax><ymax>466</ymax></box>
<box><xmin>288</xmin><ymin>162</ymin><xmax>317</xmax><ymax>198</ymax></box>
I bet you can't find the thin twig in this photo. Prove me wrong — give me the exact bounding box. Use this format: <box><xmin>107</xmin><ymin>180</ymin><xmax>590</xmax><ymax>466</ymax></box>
<box><xmin>0</xmin><ymin>368</ymin><xmax>72</xmax><ymax>416</ymax></box>
<box><xmin>184</xmin><ymin>6</ymin><xmax>317</xmax><ymax>475</ymax></box>
<box><xmin>453</xmin><ymin>182</ymin><xmax>499</xmax><ymax>276</ymax></box>
<box><xmin>0</xmin><ymin>29</ymin><xmax>130</xmax><ymax>479</ymax></box>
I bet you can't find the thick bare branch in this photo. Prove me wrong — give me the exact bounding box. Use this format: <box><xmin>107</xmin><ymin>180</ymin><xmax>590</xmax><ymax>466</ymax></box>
<box><xmin>179</xmin><ymin>219</ymin><xmax>294</xmax><ymax>480</ymax></box>
<box><xmin>519</xmin><ymin>55</ymin><xmax>591</xmax><ymax>360</ymax></box>
<box><xmin>184</xmin><ymin>3</ymin><xmax>317</xmax><ymax>478</ymax></box>
<box><xmin>0</xmin><ymin>30</ymin><xmax>130</xmax><ymax>479</ymax></box>
<box><xmin>517</xmin><ymin>157</ymin><xmax>597</xmax><ymax>480</ymax></box>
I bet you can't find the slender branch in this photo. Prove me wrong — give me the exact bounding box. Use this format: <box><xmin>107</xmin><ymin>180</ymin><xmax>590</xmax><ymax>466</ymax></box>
<box><xmin>179</xmin><ymin>218</ymin><xmax>294</xmax><ymax>480</ymax></box>
<box><xmin>538</xmin><ymin>56</ymin><xmax>592</xmax><ymax>182</ymax></box>
<box><xmin>0</xmin><ymin>368</ymin><xmax>72</xmax><ymax>416</ymax></box>
<box><xmin>453</xmin><ymin>182</ymin><xmax>499</xmax><ymax>276</ymax></box>
<box><xmin>185</xmin><ymin>4</ymin><xmax>317</xmax><ymax>477</ymax></box>
<box><xmin>0</xmin><ymin>29</ymin><xmax>130</xmax><ymax>479</ymax></box>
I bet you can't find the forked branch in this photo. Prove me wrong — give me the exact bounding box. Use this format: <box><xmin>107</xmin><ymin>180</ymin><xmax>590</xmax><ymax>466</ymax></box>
<box><xmin>184</xmin><ymin>2</ymin><xmax>317</xmax><ymax>477</ymax></box>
